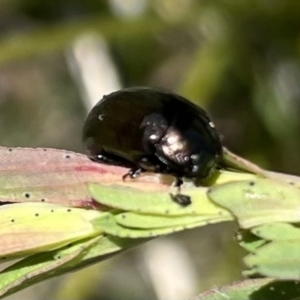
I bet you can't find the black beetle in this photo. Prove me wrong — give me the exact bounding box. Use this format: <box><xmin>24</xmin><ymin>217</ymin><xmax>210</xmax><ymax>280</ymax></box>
<box><xmin>83</xmin><ymin>87</ymin><xmax>222</xmax><ymax>206</ymax></box>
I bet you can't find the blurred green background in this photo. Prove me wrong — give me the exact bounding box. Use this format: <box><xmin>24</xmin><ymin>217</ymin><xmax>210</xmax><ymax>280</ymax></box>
<box><xmin>1</xmin><ymin>1</ymin><xmax>300</xmax><ymax>299</ymax></box>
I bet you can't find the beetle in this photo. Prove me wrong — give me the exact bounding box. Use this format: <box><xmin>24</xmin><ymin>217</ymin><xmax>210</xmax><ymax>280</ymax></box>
<box><xmin>83</xmin><ymin>87</ymin><xmax>222</xmax><ymax>206</ymax></box>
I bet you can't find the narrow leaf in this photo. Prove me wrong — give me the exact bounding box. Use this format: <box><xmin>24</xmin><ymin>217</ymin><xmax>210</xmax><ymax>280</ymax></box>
<box><xmin>0</xmin><ymin>235</ymin><xmax>146</xmax><ymax>299</ymax></box>
<box><xmin>116</xmin><ymin>212</ymin><xmax>232</xmax><ymax>229</ymax></box>
<box><xmin>89</xmin><ymin>183</ymin><xmax>230</xmax><ymax>217</ymax></box>
<box><xmin>92</xmin><ymin>212</ymin><xmax>229</xmax><ymax>238</ymax></box>
<box><xmin>251</xmin><ymin>223</ymin><xmax>300</xmax><ymax>241</ymax></box>
<box><xmin>0</xmin><ymin>202</ymin><xmax>102</xmax><ymax>259</ymax></box>
<box><xmin>0</xmin><ymin>236</ymin><xmax>101</xmax><ymax>298</ymax></box>
<box><xmin>245</xmin><ymin>240</ymin><xmax>300</xmax><ymax>280</ymax></box>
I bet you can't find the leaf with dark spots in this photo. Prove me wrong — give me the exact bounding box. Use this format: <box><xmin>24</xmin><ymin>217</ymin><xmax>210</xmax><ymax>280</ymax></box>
<box><xmin>0</xmin><ymin>146</ymin><xmax>173</xmax><ymax>207</ymax></box>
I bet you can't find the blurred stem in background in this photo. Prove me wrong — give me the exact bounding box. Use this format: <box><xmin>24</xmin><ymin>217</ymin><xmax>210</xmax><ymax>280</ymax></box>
<box><xmin>66</xmin><ymin>33</ymin><xmax>122</xmax><ymax>110</ymax></box>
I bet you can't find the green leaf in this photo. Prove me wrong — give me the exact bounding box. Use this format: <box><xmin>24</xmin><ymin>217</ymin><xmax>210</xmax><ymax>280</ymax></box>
<box><xmin>0</xmin><ymin>236</ymin><xmax>100</xmax><ymax>298</ymax></box>
<box><xmin>93</xmin><ymin>212</ymin><xmax>230</xmax><ymax>238</ymax></box>
<box><xmin>0</xmin><ymin>234</ymin><xmax>145</xmax><ymax>299</ymax></box>
<box><xmin>89</xmin><ymin>183</ymin><xmax>231</xmax><ymax>217</ymax></box>
<box><xmin>115</xmin><ymin>211</ymin><xmax>231</xmax><ymax>229</ymax></box>
<box><xmin>208</xmin><ymin>178</ymin><xmax>300</xmax><ymax>228</ymax></box>
<box><xmin>245</xmin><ymin>240</ymin><xmax>300</xmax><ymax>280</ymax></box>
<box><xmin>0</xmin><ymin>202</ymin><xmax>103</xmax><ymax>259</ymax></box>
<box><xmin>251</xmin><ymin>223</ymin><xmax>300</xmax><ymax>241</ymax></box>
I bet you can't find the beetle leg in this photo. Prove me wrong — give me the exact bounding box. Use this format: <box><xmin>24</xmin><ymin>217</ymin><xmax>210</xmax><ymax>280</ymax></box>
<box><xmin>174</xmin><ymin>177</ymin><xmax>183</xmax><ymax>188</ymax></box>
<box><xmin>170</xmin><ymin>193</ymin><xmax>191</xmax><ymax>206</ymax></box>
<box><xmin>169</xmin><ymin>177</ymin><xmax>191</xmax><ymax>206</ymax></box>
<box><xmin>122</xmin><ymin>168</ymin><xmax>142</xmax><ymax>181</ymax></box>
